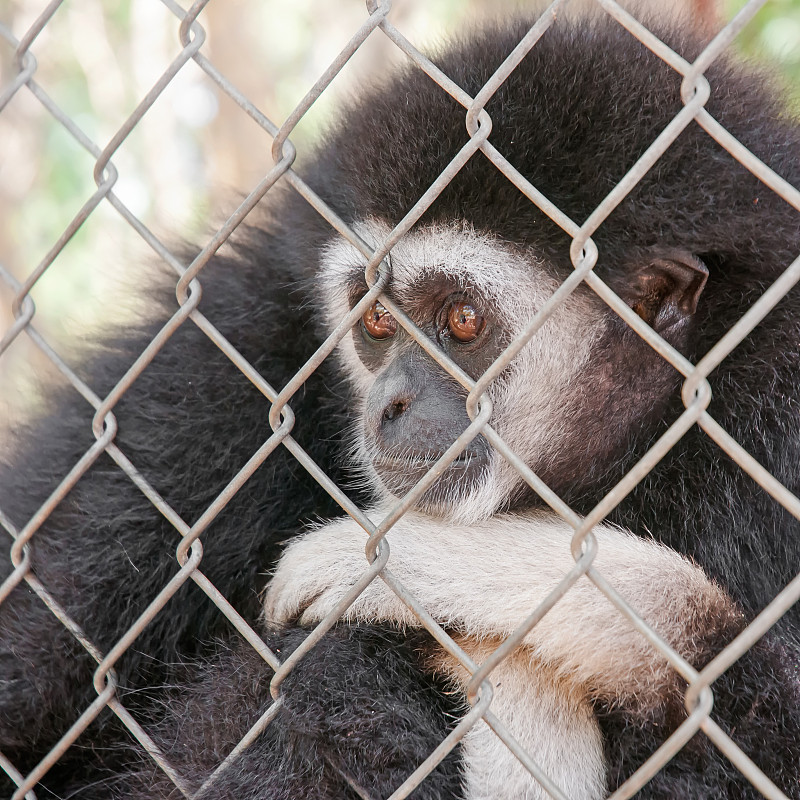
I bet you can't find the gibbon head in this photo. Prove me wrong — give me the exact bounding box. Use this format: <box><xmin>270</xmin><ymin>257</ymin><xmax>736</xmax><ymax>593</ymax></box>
<box><xmin>320</xmin><ymin>218</ymin><xmax>707</xmax><ymax>523</ymax></box>
<box><xmin>302</xmin><ymin>19</ymin><xmax>777</xmax><ymax>523</ymax></box>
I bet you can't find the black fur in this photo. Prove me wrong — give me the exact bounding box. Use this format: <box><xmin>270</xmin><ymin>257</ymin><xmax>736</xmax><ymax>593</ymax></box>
<box><xmin>112</xmin><ymin>626</ymin><xmax>465</xmax><ymax>800</ymax></box>
<box><xmin>2</xmin><ymin>15</ymin><xmax>799</xmax><ymax>799</ymax></box>
<box><xmin>0</xmin><ymin>225</ymin><xmax>361</xmax><ymax>787</ymax></box>
<box><xmin>597</xmin><ymin>618</ymin><xmax>800</xmax><ymax>798</ymax></box>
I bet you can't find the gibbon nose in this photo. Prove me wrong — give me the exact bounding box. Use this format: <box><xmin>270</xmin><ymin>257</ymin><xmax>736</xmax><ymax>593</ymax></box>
<box><xmin>368</xmin><ymin>356</ymin><xmax>421</xmax><ymax>434</ymax></box>
<box><xmin>382</xmin><ymin>396</ymin><xmax>413</xmax><ymax>423</ymax></box>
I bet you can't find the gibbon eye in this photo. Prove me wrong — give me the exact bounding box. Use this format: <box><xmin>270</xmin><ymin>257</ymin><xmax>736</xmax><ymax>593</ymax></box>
<box><xmin>447</xmin><ymin>301</ymin><xmax>485</xmax><ymax>343</ymax></box>
<box><xmin>362</xmin><ymin>300</ymin><xmax>397</xmax><ymax>340</ymax></box>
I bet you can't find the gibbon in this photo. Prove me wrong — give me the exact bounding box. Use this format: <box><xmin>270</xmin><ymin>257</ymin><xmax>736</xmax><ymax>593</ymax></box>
<box><xmin>2</xmin><ymin>14</ymin><xmax>799</xmax><ymax>800</ymax></box>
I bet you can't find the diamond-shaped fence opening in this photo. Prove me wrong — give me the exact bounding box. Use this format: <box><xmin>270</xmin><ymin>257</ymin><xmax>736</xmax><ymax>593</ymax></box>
<box><xmin>1</xmin><ymin>1</ymin><xmax>799</xmax><ymax>799</ymax></box>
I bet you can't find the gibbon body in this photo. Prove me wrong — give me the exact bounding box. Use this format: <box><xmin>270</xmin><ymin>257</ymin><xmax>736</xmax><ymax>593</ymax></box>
<box><xmin>2</xmin><ymin>17</ymin><xmax>800</xmax><ymax>800</ymax></box>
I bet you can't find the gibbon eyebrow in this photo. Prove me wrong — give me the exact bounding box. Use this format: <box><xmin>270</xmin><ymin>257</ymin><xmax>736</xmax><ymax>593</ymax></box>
<box><xmin>347</xmin><ymin>269</ymin><xmax>496</xmax><ymax>310</ymax></box>
<box><xmin>323</xmin><ymin>228</ymin><xmax>549</xmax><ymax>328</ymax></box>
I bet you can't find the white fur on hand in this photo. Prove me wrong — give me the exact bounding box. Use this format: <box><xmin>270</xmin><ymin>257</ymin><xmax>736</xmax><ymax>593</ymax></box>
<box><xmin>265</xmin><ymin>508</ymin><xmax>735</xmax><ymax>707</ymax></box>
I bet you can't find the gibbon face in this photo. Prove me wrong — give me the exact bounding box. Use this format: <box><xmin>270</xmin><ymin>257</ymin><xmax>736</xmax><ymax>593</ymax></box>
<box><xmin>321</xmin><ymin>219</ymin><xmax>709</xmax><ymax>523</ymax></box>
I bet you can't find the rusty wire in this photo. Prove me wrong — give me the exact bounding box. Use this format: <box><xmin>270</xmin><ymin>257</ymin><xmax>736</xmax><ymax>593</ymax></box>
<box><xmin>1</xmin><ymin>1</ymin><xmax>799</xmax><ymax>799</ymax></box>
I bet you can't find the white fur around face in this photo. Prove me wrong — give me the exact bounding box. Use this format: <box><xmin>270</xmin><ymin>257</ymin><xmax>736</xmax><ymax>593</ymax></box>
<box><xmin>319</xmin><ymin>219</ymin><xmax>603</xmax><ymax>524</ymax></box>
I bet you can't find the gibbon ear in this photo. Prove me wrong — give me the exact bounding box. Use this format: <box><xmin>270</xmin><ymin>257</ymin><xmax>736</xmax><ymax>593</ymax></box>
<box><xmin>616</xmin><ymin>250</ymin><xmax>709</xmax><ymax>334</ymax></box>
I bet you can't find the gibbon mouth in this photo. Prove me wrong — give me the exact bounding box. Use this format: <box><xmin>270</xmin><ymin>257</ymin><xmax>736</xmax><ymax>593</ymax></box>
<box><xmin>371</xmin><ymin>448</ymin><xmax>485</xmax><ymax>470</ymax></box>
<box><xmin>371</xmin><ymin>449</ymin><xmax>489</xmax><ymax>500</ymax></box>
<box><xmin>373</xmin><ymin>452</ymin><xmax>470</xmax><ymax>465</ymax></box>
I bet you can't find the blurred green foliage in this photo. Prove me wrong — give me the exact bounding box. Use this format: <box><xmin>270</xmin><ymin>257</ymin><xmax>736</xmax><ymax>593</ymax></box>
<box><xmin>729</xmin><ymin>0</ymin><xmax>800</xmax><ymax>110</ymax></box>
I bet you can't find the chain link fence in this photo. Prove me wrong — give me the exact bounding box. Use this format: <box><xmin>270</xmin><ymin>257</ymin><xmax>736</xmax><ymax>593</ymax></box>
<box><xmin>1</xmin><ymin>0</ymin><xmax>799</xmax><ymax>798</ymax></box>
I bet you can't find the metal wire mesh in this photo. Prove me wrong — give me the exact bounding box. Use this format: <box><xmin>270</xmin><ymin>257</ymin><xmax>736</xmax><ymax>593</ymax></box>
<box><xmin>1</xmin><ymin>1</ymin><xmax>799</xmax><ymax>798</ymax></box>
